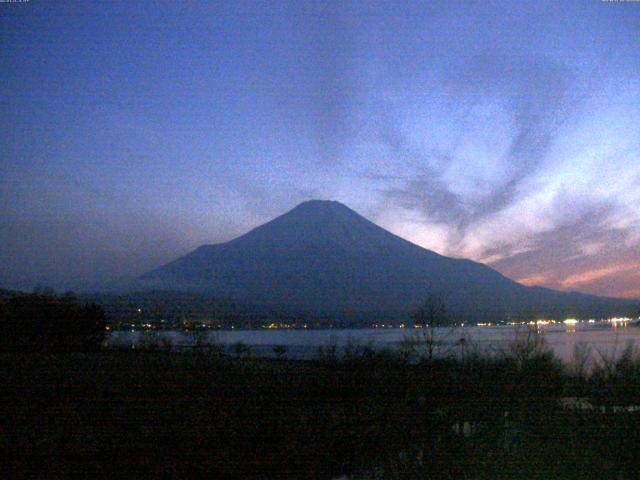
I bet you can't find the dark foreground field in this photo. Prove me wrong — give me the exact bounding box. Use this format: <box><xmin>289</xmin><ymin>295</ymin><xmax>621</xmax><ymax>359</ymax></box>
<box><xmin>2</xmin><ymin>349</ymin><xmax>640</xmax><ymax>479</ymax></box>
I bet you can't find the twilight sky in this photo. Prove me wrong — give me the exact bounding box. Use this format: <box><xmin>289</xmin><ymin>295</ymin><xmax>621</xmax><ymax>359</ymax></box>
<box><xmin>1</xmin><ymin>1</ymin><xmax>639</xmax><ymax>297</ymax></box>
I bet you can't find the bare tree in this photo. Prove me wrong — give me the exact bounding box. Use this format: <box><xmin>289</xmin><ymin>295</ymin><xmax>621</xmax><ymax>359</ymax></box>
<box><xmin>412</xmin><ymin>294</ymin><xmax>449</xmax><ymax>329</ymax></box>
<box><xmin>408</xmin><ymin>294</ymin><xmax>453</xmax><ymax>361</ymax></box>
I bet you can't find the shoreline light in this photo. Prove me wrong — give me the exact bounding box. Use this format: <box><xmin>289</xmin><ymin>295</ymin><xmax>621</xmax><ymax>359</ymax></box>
<box><xmin>609</xmin><ymin>317</ymin><xmax>631</xmax><ymax>323</ymax></box>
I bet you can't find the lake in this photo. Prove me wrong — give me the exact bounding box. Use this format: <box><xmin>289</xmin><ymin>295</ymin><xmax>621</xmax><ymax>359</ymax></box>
<box><xmin>107</xmin><ymin>320</ymin><xmax>640</xmax><ymax>365</ymax></box>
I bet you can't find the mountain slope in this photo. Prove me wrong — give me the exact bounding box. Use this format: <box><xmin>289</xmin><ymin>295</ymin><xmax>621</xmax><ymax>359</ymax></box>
<box><xmin>139</xmin><ymin>200</ymin><xmax>637</xmax><ymax>321</ymax></box>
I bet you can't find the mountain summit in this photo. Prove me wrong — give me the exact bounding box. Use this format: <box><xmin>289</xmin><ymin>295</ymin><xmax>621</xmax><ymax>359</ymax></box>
<box><xmin>220</xmin><ymin>200</ymin><xmax>436</xmax><ymax>254</ymax></box>
<box><xmin>140</xmin><ymin>200</ymin><xmax>635</xmax><ymax>321</ymax></box>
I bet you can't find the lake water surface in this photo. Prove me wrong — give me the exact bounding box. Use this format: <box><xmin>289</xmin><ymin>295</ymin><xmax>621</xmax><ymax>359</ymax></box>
<box><xmin>108</xmin><ymin>321</ymin><xmax>640</xmax><ymax>364</ymax></box>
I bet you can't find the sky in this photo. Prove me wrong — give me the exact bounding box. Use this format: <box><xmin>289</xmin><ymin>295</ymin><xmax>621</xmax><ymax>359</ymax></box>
<box><xmin>1</xmin><ymin>1</ymin><xmax>639</xmax><ymax>297</ymax></box>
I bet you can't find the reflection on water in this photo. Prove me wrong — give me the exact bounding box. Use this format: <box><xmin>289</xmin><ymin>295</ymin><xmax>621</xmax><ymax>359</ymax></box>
<box><xmin>107</xmin><ymin>320</ymin><xmax>640</xmax><ymax>364</ymax></box>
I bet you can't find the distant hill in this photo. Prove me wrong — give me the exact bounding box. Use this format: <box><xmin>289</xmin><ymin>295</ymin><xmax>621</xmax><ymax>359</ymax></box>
<box><xmin>138</xmin><ymin>200</ymin><xmax>638</xmax><ymax>322</ymax></box>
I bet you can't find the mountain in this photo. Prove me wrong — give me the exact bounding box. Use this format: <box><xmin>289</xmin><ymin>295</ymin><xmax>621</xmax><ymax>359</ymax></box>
<box><xmin>139</xmin><ymin>200</ymin><xmax>638</xmax><ymax>322</ymax></box>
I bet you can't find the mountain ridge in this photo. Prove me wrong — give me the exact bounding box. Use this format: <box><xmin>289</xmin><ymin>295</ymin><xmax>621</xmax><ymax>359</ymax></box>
<box><xmin>139</xmin><ymin>200</ymin><xmax>638</xmax><ymax>321</ymax></box>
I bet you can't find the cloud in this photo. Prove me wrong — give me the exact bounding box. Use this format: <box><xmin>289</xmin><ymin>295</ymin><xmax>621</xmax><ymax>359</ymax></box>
<box><xmin>486</xmin><ymin>202</ymin><xmax>640</xmax><ymax>298</ymax></box>
<box><xmin>354</xmin><ymin>48</ymin><xmax>640</xmax><ymax>298</ymax></box>
<box><xmin>559</xmin><ymin>264</ymin><xmax>640</xmax><ymax>290</ymax></box>
<box><xmin>360</xmin><ymin>52</ymin><xmax>579</xmax><ymax>233</ymax></box>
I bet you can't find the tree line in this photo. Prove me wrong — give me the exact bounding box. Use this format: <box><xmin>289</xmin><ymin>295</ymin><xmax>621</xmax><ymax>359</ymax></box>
<box><xmin>0</xmin><ymin>289</ymin><xmax>107</xmax><ymax>351</ymax></box>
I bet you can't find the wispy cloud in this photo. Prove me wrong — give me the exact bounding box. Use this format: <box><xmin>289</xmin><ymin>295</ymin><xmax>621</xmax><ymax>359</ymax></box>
<box><xmin>353</xmin><ymin>48</ymin><xmax>640</xmax><ymax>298</ymax></box>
